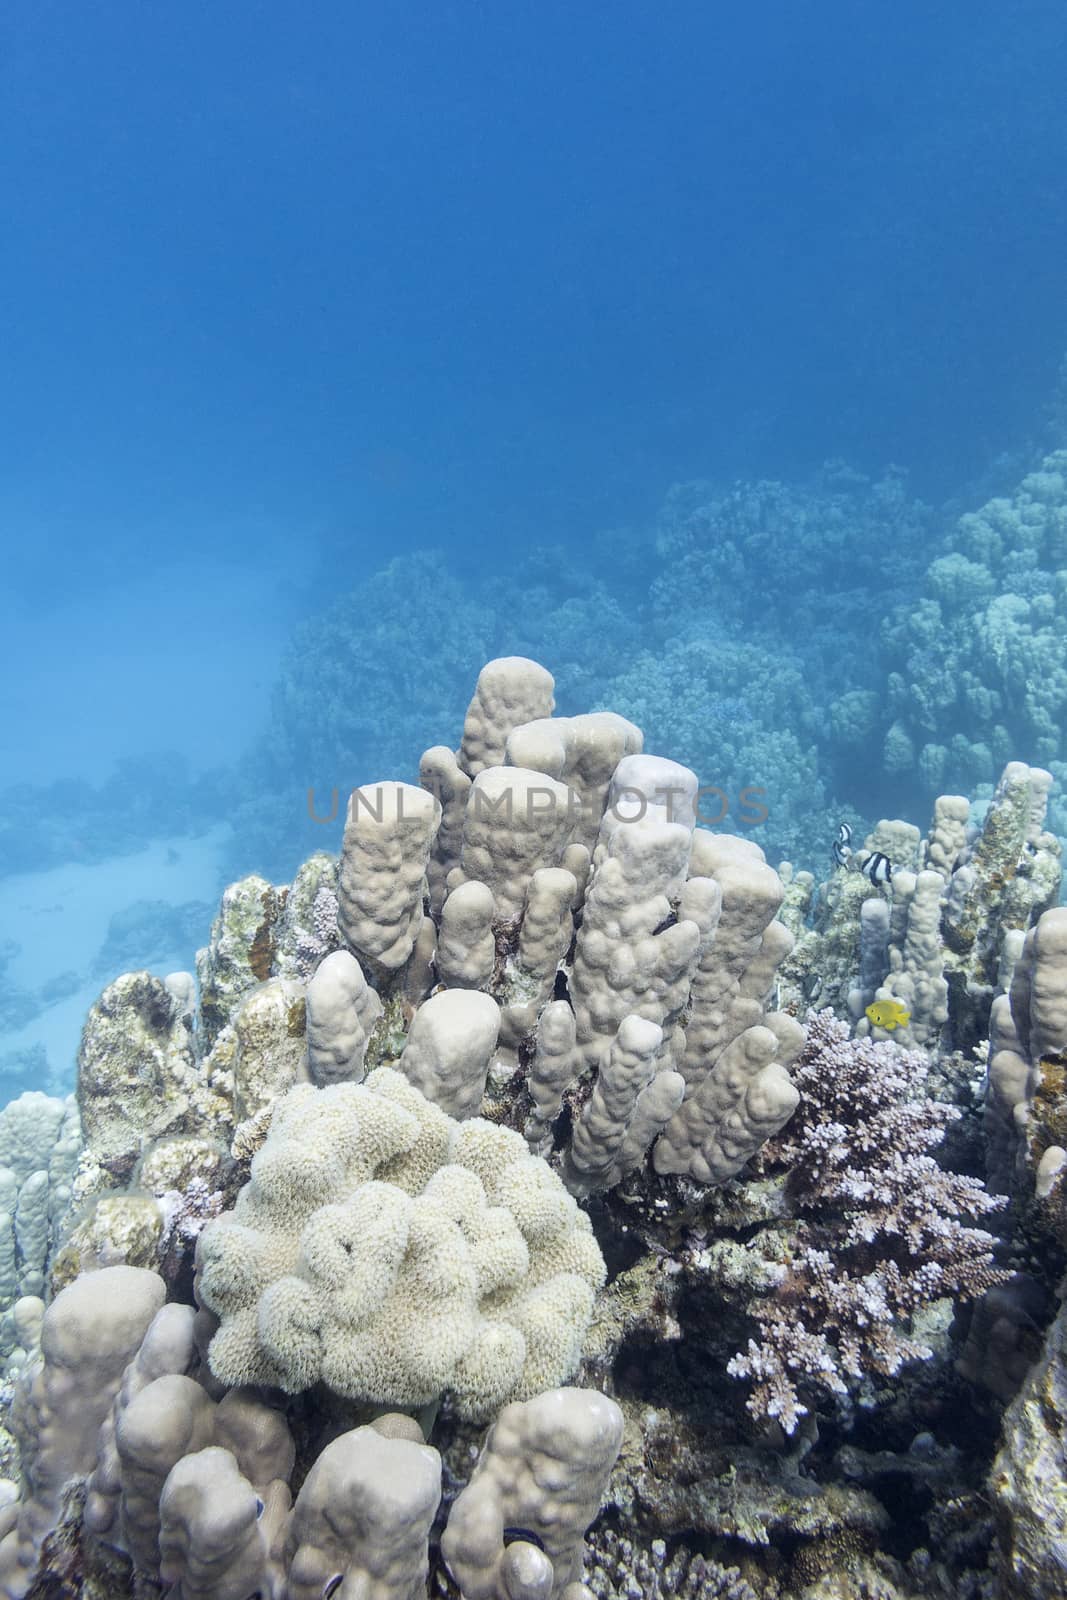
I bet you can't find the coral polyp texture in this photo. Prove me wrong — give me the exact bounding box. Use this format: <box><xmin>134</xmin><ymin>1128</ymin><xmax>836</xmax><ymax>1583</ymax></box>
<box><xmin>196</xmin><ymin>1069</ymin><xmax>605</xmax><ymax>1417</ymax></box>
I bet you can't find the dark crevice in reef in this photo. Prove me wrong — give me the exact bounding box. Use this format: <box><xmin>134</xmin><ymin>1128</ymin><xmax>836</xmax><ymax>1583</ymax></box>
<box><xmin>613</xmin><ymin>1328</ymin><xmax>734</xmax><ymax>1429</ymax></box>
<box><xmin>854</xmin><ymin>1373</ymin><xmax>1004</xmax><ymax>1465</ymax></box>
<box><xmin>549</xmin><ymin>1098</ymin><xmax>575</xmax><ymax>1158</ymax></box>
<box><xmin>585</xmin><ymin>1197</ymin><xmax>646</xmax><ymax>1282</ymax></box>
<box><xmin>613</xmin><ymin>1288</ymin><xmax>754</xmax><ymax>1440</ymax></box>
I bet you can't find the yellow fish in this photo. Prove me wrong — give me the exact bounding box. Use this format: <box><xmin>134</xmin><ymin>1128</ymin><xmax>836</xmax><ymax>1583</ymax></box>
<box><xmin>865</xmin><ymin>998</ymin><xmax>910</xmax><ymax>1031</ymax></box>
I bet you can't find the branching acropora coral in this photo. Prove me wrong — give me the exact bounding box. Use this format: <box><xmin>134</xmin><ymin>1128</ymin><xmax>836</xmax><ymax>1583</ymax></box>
<box><xmin>728</xmin><ymin>1009</ymin><xmax>1008</xmax><ymax>1432</ymax></box>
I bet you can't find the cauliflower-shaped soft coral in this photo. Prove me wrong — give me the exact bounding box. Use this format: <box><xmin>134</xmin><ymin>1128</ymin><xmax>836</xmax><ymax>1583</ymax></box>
<box><xmin>195</xmin><ymin>1071</ymin><xmax>604</xmax><ymax>1420</ymax></box>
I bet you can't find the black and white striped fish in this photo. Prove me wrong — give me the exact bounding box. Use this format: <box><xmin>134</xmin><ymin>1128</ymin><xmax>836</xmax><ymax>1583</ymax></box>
<box><xmin>831</xmin><ymin>822</ymin><xmax>852</xmax><ymax>869</ymax></box>
<box><xmin>858</xmin><ymin>850</ymin><xmax>893</xmax><ymax>886</ymax></box>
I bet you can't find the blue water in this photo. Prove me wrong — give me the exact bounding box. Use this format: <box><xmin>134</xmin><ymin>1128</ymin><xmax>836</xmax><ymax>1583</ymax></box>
<box><xmin>2</xmin><ymin>0</ymin><xmax>1067</xmax><ymax>1094</ymax></box>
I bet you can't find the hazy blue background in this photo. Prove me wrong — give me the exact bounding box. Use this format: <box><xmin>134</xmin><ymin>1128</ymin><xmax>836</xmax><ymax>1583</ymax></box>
<box><xmin>2</xmin><ymin>1</ymin><xmax>1066</xmax><ymax>1095</ymax></box>
<box><xmin>5</xmin><ymin>3</ymin><xmax>1067</xmax><ymax>613</ymax></box>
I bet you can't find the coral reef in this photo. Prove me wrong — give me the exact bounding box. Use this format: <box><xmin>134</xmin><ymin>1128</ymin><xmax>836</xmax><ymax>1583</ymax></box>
<box><xmin>0</xmin><ymin>1268</ymin><xmax>621</xmax><ymax>1600</ymax></box>
<box><xmin>876</xmin><ymin>451</ymin><xmax>1067</xmax><ymax>838</ymax></box>
<box><xmin>225</xmin><ymin>467</ymin><xmax>942</xmax><ymax>880</ymax></box>
<box><xmin>780</xmin><ymin>759</ymin><xmax>1062</xmax><ymax>1061</ymax></box>
<box><xmin>650</xmin><ymin>467</ymin><xmax>931</xmax><ymax>636</ymax></box>
<box><xmin>584</xmin><ymin>1529</ymin><xmax>759</xmax><ymax>1600</ymax></box>
<box><xmin>0</xmin><ymin>652</ymin><xmax>1063</xmax><ymax>1599</ymax></box>
<box><xmin>76</xmin><ymin>972</ymin><xmax>229</xmax><ymax>1182</ymax></box>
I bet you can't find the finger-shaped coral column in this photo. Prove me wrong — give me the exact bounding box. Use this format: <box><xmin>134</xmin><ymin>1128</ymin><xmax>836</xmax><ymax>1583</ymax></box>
<box><xmin>1010</xmin><ymin>904</ymin><xmax>1067</xmax><ymax>1066</ymax></box>
<box><xmin>561</xmin><ymin>1015</ymin><xmax>664</xmax><ymax>1197</ymax></box>
<box><xmin>83</xmin><ymin>1300</ymin><xmax>295</xmax><ymax>1589</ymax></box>
<box><xmin>652</xmin><ymin>832</ymin><xmax>804</xmax><ymax>1184</ymax></box>
<box><xmin>337</xmin><ymin>781</ymin><xmax>441</xmax><ymax>972</ymax></box>
<box><xmin>441</xmin><ymin>1387</ymin><xmax>623</xmax><ymax>1600</ymax></box>
<box><xmin>0</xmin><ymin>1092</ymin><xmax>80</xmax><ymax>1323</ymax></box>
<box><xmin>437</xmin><ymin>880</ymin><xmax>497</xmax><ymax>989</ymax></box>
<box><xmin>283</xmin><ymin>1424</ymin><xmax>441</xmax><ymax>1600</ymax></box>
<box><xmin>158</xmin><ymin>1446</ymin><xmax>290</xmax><ymax>1600</ymax></box>
<box><xmin>459</xmin><ymin>768</ymin><xmax>579</xmax><ymax>920</ymax></box>
<box><xmin>420</xmin><ymin>743</ymin><xmax>473</xmax><ymax>913</ymax></box>
<box><xmin>458</xmin><ymin>657</ymin><xmax>556</xmax><ymax>778</ymax></box>
<box><xmin>569</xmin><ymin>811</ymin><xmax>702</xmax><ymax>1068</ymax></box>
<box><xmin>398</xmin><ymin>988</ymin><xmax>501</xmax><ymax>1119</ymax></box>
<box><xmin>305</xmin><ymin>949</ymin><xmax>382</xmax><ymax>1086</ymax></box>
<box><xmin>0</xmin><ymin>1265</ymin><xmax>166</xmax><ymax>1599</ymax></box>
<box><xmin>986</xmin><ymin>905</ymin><xmax>1067</xmax><ymax>1193</ymax></box>
<box><xmin>84</xmin><ymin>1300</ymin><xmax>200</xmax><ymax>1545</ymax></box>
<box><xmin>505</xmin><ymin>711</ymin><xmax>643</xmax><ymax>849</ymax></box>
<box><xmin>874</xmin><ymin>868</ymin><xmax>950</xmax><ymax>1051</ymax></box>
<box><xmin>524</xmin><ymin>1001</ymin><xmax>580</xmax><ymax>1154</ymax></box>
<box><xmin>653</xmin><ymin>1026</ymin><xmax>801</xmax><ymax>1185</ymax></box>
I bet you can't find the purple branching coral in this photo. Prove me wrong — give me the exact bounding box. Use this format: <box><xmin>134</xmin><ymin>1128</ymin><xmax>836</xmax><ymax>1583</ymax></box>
<box><xmin>727</xmin><ymin>1009</ymin><xmax>1009</xmax><ymax>1433</ymax></box>
<box><xmin>293</xmin><ymin>884</ymin><xmax>341</xmax><ymax>980</ymax></box>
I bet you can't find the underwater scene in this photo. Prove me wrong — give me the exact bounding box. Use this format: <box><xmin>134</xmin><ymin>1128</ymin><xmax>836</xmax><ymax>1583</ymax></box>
<box><xmin>1</xmin><ymin>4</ymin><xmax>1067</xmax><ymax>1597</ymax></box>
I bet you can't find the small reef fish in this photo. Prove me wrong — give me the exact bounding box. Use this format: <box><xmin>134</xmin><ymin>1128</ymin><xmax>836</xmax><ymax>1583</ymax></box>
<box><xmin>858</xmin><ymin>850</ymin><xmax>893</xmax><ymax>887</ymax></box>
<box><xmin>865</xmin><ymin>998</ymin><xmax>910</xmax><ymax>1031</ymax></box>
<box><xmin>831</xmin><ymin>821</ymin><xmax>852</xmax><ymax>868</ymax></box>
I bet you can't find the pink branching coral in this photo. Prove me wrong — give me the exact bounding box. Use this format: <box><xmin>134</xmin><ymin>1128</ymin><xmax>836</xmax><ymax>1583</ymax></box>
<box><xmin>727</xmin><ymin>1009</ymin><xmax>1008</xmax><ymax>1433</ymax></box>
